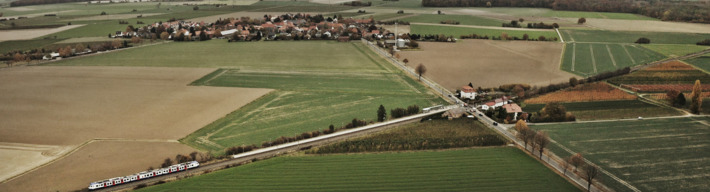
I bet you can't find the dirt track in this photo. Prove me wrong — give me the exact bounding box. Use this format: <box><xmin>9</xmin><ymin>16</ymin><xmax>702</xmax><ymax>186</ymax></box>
<box><xmin>398</xmin><ymin>39</ymin><xmax>576</xmax><ymax>89</ymax></box>
<box><xmin>0</xmin><ymin>66</ymin><xmax>272</xmax><ymax>191</ymax></box>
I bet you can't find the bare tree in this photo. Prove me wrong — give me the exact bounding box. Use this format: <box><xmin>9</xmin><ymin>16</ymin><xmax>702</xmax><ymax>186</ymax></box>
<box><xmin>561</xmin><ymin>156</ymin><xmax>572</xmax><ymax>175</ymax></box>
<box><xmin>582</xmin><ymin>163</ymin><xmax>600</xmax><ymax>192</ymax></box>
<box><xmin>403</xmin><ymin>58</ymin><xmax>409</xmax><ymax>65</ymax></box>
<box><xmin>570</xmin><ymin>153</ymin><xmax>584</xmax><ymax>172</ymax></box>
<box><xmin>534</xmin><ymin>131</ymin><xmax>550</xmax><ymax>159</ymax></box>
<box><xmin>416</xmin><ymin>63</ymin><xmax>427</xmax><ymax>81</ymax></box>
<box><xmin>161</xmin><ymin>158</ymin><xmax>173</xmax><ymax>168</ymax></box>
<box><xmin>578</xmin><ymin>17</ymin><xmax>586</xmax><ymax>24</ymax></box>
<box><xmin>189</xmin><ymin>151</ymin><xmax>199</xmax><ymax>161</ymax></box>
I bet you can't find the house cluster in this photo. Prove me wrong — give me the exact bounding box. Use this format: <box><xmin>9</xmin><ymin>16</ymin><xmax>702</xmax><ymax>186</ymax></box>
<box><xmin>124</xmin><ymin>13</ymin><xmax>385</xmax><ymax>42</ymax></box>
<box><xmin>459</xmin><ymin>84</ymin><xmax>525</xmax><ymax>122</ymax></box>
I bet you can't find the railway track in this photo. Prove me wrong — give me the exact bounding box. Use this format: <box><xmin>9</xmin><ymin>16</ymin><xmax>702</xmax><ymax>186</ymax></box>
<box><xmin>96</xmin><ymin>106</ymin><xmax>456</xmax><ymax>192</ymax></box>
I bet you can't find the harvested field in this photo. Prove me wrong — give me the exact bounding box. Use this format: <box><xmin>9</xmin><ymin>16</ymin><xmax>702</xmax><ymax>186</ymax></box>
<box><xmin>525</xmin><ymin>82</ymin><xmax>637</xmax><ymax>104</ymax></box>
<box><xmin>608</xmin><ymin>61</ymin><xmax>710</xmax><ymax>86</ymax></box>
<box><xmin>0</xmin><ymin>66</ymin><xmax>271</xmax><ymax>186</ymax></box>
<box><xmin>0</xmin><ymin>143</ymin><xmax>72</xmax><ymax>182</ymax></box>
<box><xmin>622</xmin><ymin>84</ymin><xmax>710</xmax><ymax>92</ymax></box>
<box><xmin>398</xmin><ymin>39</ymin><xmax>574</xmax><ymax>89</ymax></box>
<box><xmin>0</xmin><ymin>25</ymin><xmax>84</xmax><ymax>42</ymax></box>
<box><xmin>0</xmin><ymin>66</ymin><xmax>272</xmax><ymax>145</ymax></box>
<box><xmin>564</xmin><ymin>18</ymin><xmax>710</xmax><ymax>34</ymax></box>
<box><xmin>0</xmin><ymin>141</ymin><xmax>196</xmax><ymax>192</ymax></box>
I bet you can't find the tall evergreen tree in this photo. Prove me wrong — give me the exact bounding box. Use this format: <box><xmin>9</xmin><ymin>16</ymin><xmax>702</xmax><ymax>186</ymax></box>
<box><xmin>690</xmin><ymin>80</ymin><xmax>703</xmax><ymax>114</ymax></box>
<box><xmin>377</xmin><ymin>105</ymin><xmax>387</xmax><ymax>122</ymax></box>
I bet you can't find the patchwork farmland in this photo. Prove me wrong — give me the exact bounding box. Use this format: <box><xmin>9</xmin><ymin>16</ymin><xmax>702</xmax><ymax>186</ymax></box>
<box><xmin>523</xmin><ymin>100</ymin><xmax>681</xmax><ymax>120</ymax></box>
<box><xmin>137</xmin><ymin>148</ymin><xmax>579</xmax><ymax>192</ymax></box>
<box><xmin>560</xmin><ymin>43</ymin><xmax>665</xmax><ymax>76</ymax></box>
<box><xmin>48</xmin><ymin>40</ymin><xmax>445</xmax><ymax>152</ymax></box>
<box><xmin>531</xmin><ymin>117</ymin><xmax>710</xmax><ymax>192</ymax></box>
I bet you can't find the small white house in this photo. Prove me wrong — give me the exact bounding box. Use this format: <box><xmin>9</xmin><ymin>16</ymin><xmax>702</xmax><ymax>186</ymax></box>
<box><xmin>502</xmin><ymin>103</ymin><xmax>523</xmax><ymax>120</ymax></box>
<box><xmin>494</xmin><ymin>96</ymin><xmax>509</xmax><ymax>108</ymax></box>
<box><xmin>481</xmin><ymin>101</ymin><xmax>495</xmax><ymax>111</ymax></box>
<box><xmin>460</xmin><ymin>85</ymin><xmax>477</xmax><ymax>100</ymax></box>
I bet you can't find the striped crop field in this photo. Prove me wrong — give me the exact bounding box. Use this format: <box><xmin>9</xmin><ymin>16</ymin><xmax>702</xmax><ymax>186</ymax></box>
<box><xmin>531</xmin><ymin>117</ymin><xmax>710</xmax><ymax>192</ymax></box>
<box><xmin>137</xmin><ymin>147</ymin><xmax>579</xmax><ymax>192</ymax></box>
<box><xmin>560</xmin><ymin>43</ymin><xmax>665</xmax><ymax>76</ymax></box>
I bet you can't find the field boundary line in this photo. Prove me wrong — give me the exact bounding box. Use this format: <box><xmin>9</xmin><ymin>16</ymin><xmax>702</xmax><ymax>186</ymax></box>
<box><xmin>589</xmin><ymin>45</ymin><xmax>598</xmax><ymax>73</ymax></box>
<box><xmin>622</xmin><ymin>45</ymin><xmax>637</xmax><ymax>64</ymax></box>
<box><xmin>571</xmin><ymin>43</ymin><xmax>576</xmax><ymax>72</ymax></box>
<box><xmin>555</xmin><ymin>28</ymin><xmax>564</xmax><ymax>43</ymax></box>
<box><xmin>606</xmin><ymin>44</ymin><xmax>618</xmax><ymax>68</ymax></box>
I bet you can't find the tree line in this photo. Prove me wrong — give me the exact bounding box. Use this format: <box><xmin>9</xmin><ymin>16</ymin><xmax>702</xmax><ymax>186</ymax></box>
<box><xmin>421</xmin><ymin>0</ymin><xmax>710</xmax><ymax>24</ymax></box>
<box><xmin>224</xmin><ymin>104</ymin><xmax>422</xmax><ymax>156</ymax></box>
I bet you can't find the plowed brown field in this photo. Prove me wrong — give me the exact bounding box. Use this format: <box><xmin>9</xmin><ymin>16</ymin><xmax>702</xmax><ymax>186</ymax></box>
<box><xmin>0</xmin><ymin>66</ymin><xmax>272</xmax><ymax>191</ymax></box>
<box><xmin>398</xmin><ymin>39</ymin><xmax>575</xmax><ymax>90</ymax></box>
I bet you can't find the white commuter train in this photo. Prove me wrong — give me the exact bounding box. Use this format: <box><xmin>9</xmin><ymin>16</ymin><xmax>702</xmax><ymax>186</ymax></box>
<box><xmin>88</xmin><ymin>161</ymin><xmax>199</xmax><ymax>190</ymax></box>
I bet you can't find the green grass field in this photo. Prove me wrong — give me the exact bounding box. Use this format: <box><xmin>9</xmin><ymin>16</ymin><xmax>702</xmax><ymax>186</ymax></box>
<box><xmin>0</xmin><ymin>39</ymin><xmax>64</xmax><ymax>53</ymax></box>
<box><xmin>523</xmin><ymin>100</ymin><xmax>682</xmax><ymax>120</ymax></box>
<box><xmin>531</xmin><ymin>117</ymin><xmax>710</xmax><ymax>192</ymax></box>
<box><xmin>311</xmin><ymin>118</ymin><xmax>507</xmax><ymax>154</ymax></box>
<box><xmin>401</xmin><ymin>14</ymin><xmax>504</xmax><ymax>27</ymax></box>
<box><xmin>410</xmin><ymin>24</ymin><xmax>558</xmax><ymax>40</ymax></box>
<box><xmin>685</xmin><ymin>54</ymin><xmax>710</xmax><ymax>73</ymax></box>
<box><xmin>560</xmin><ymin>29</ymin><xmax>710</xmax><ymax>44</ymax></box>
<box><xmin>137</xmin><ymin>147</ymin><xmax>579</xmax><ymax>192</ymax></box>
<box><xmin>642</xmin><ymin>44</ymin><xmax>709</xmax><ymax>58</ymax></box>
<box><xmin>49</xmin><ymin>40</ymin><xmax>444</xmax><ymax>152</ymax></box>
<box><xmin>560</xmin><ymin>43</ymin><xmax>665</xmax><ymax>76</ymax></box>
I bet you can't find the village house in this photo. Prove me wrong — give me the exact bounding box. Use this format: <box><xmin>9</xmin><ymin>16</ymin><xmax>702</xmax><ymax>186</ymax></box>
<box><xmin>480</xmin><ymin>96</ymin><xmax>510</xmax><ymax>111</ymax></box>
<box><xmin>502</xmin><ymin>103</ymin><xmax>523</xmax><ymax>121</ymax></box>
<box><xmin>460</xmin><ymin>85</ymin><xmax>477</xmax><ymax>100</ymax></box>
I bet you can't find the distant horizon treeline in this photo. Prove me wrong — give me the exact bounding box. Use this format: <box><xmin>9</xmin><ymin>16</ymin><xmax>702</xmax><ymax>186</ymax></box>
<box><xmin>422</xmin><ymin>0</ymin><xmax>710</xmax><ymax>24</ymax></box>
<box><xmin>10</xmin><ymin>0</ymin><xmax>86</xmax><ymax>7</ymax></box>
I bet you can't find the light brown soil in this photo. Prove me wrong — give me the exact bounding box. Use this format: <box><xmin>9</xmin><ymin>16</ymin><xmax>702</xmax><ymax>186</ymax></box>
<box><xmin>398</xmin><ymin>39</ymin><xmax>576</xmax><ymax>89</ymax></box>
<box><xmin>0</xmin><ymin>143</ymin><xmax>69</xmax><ymax>182</ymax></box>
<box><xmin>0</xmin><ymin>66</ymin><xmax>272</xmax><ymax>188</ymax></box>
<box><xmin>0</xmin><ymin>141</ymin><xmax>196</xmax><ymax>192</ymax></box>
<box><xmin>0</xmin><ymin>66</ymin><xmax>272</xmax><ymax>146</ymax></box>
<box><xmin>0</xmin><ymin>25</ymin><xmax>85</xmax><ymax>42</ymax></box>
<box><xmin>561</xmin><ymin>18</ymin><xmax>710</xmax><ymax>34</ymax></box>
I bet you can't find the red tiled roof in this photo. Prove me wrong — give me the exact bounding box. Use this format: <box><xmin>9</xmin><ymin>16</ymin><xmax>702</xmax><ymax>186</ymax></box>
<box><xmin>503</xmin><ymin>104</ymin><xmax>522</xmax><ymax>113</ymax></box>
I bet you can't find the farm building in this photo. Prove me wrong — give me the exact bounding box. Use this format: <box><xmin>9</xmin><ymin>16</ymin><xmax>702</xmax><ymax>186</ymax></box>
<box><xmin>502</xmin><ymin>103</ymin><xmax>523</xmax><ymax>120</ymax></box>
<box><xmin>460</xmin><ymin>86</ymin><xmax>476</xmax><ymax>100</ymax></box>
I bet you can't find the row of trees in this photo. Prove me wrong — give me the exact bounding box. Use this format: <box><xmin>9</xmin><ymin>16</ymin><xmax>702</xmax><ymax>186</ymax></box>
<box><xmin>3</xmin><ymin>40</ymin><xmax>131</xmax><ymax>66</ymax></box>
<box><xmin>422</xmin><ymin>0</ymin><xmax>710</xmax><ymax>24</ymax></box>
<box><xmin>662</xmin><ymin>80</ymin><xmax>703</xmax><ymax>114</ymax></box>
<box><xmin>459</xmin><ymin>33</ymin><xmax>557</xmax><ymax>42</ymax></box>
<box><xmin>515</xmin><ymin>120</ymin><xmax>600</xmax><ymax>191</ymax></box>
<box><xmin>698</xmin><ymin>39</ymin><xmax>710</xmax><ymax>46</ymax></box>
<box><xmin>157</xmin><ymin>151</ymin><xmax>208</xmax><ymax>169</ymax></box>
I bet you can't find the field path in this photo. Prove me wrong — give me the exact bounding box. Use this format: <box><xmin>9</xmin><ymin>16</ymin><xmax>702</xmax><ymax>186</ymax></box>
<box><xmin>589</xmin><ymin>45</ymin><xmax>598</xmax><ymax>73</ymax></box>
<box><xmin>410</xmin><ymin>22</ymin><xmax>555</xmax><ymax>32</ymax></box>
<box><xmin>606</xmin><ymin>44</ymin><xmax>618</xmax><ymax>68</ymax></box>
<box><xmin>622</xmin><ymin>45</ymin><xmax>637</xmax><ymax>64</ymax></box>
<box><xmin>571</xmin><ymin>43</ymin><xmax>576</xmax><ymax>71</ymax></box>
<box><xmin>381</xmin><ymin>13</ymin><xmax>419</xmax><ymax>21</ymax></box>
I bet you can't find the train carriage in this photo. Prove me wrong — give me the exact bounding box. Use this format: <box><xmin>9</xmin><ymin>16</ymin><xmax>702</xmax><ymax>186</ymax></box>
<box><xmin>88</xmin><ymin>161</ymin><xmax>199</xmax><ymax>190</ymax></box>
